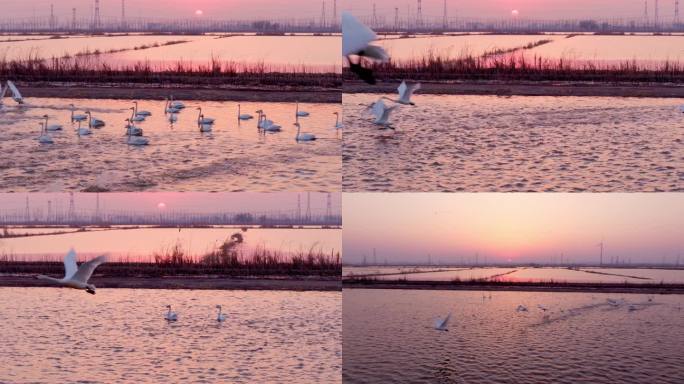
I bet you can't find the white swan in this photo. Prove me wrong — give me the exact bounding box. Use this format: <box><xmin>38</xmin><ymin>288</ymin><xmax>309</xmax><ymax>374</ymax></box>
<box><xmin>42</xmin><ymin>114</ymin><xmax>63</xmax><ymax>131</ymax></box>
<box><xmin>516</xmin><ymin>305</ymin><xmax>528</xmax><ymax>312</ymax></box>
<box><xmin>294</xmin><ymin>122</ymin><xmax>316</xmax><ymax>141</ymax></box>
<box><xmin>434</xmin><ymin>312</ymin><xmax>451</xmax><ymax>331</ymax></box>
<box><xmin>256</xmin><ymin>111</ymin><xmax>281</xmax><ymax>132</ymax></box>
<box><xmin>124</xmin><ymin>118</ymin><xmax>143</xmax><ymax>136</ymax></box>
<box><xmin>295</xmin><ymin>102</ymin><xmax>310</xmax><ymax>117</ymax></box>
<box><xmin>37</xmin><ymin>123</ymin><xmax>54</xmax><ymax>144</ymax></box>
<box><xmin>196</xmin><ymin>107</ymin><xmax>215</xmax><ymax>125</ymax></box>
<box><xmin>6</xmin><ymin>80</ymin><xmax>24</xmax><ymax>104</ymax></box>
<box><xmin>370</xmin><ymin>99</ymin><xmax>399</xmax><ymax>127</ymax></box>
<box><xmin>75</xmin><ymin>120</ymin><xmax>92</xmax><ymax>136</ymax></box>
<box><xmin>36</xmin><ymin>249</ymin><xmax>107</xmax><ymax>294</ymax></box>
<box><xmin>127</xmin><ymin>129</ymin><xmax>150</xmax><ymax>145</ymax></box>
<box><xmin>679</xmin><ymin>105</ymin><xmax>684</xmax><ymax>113</ymax></box>
<box><xmin>85</xmin><ymin>111</ymin><xmax>105</xmax><ymax>128</ymax></box>
<box><xmin>169</xmin><ymin>96</ymin><xmax>185</xmax><ymax>109</ymax></box>
<box><xmin>342</xmin><ymin>11</ymin><xmax>390</xmax><ymax>84</ymax></box>
<box><xmin>168</xmin><ymin>112</ymin><xmax>178</xmax><ymax>123</ymax></box>
<box><xmin>129</xmin><ymin>106</ymin><xmax>146</xmax><ymax>122</ymax></box>
<box><xmin>164</xmin><ymin>98</ymin><xmax>181</xmax><ymax>114</ymax></box>
<box><xmin>164</xmin><ymin>305</ymin><xmax>178</xmax><ymax>322</ymax></box>
<box><xmin>238</xmin><ymin>104</ymin><xmax>253</xmax><ymax>120</ymax></box>
<box><xmin>70</xmin><ymin>104</ymin><xmax>88</xmax><ymax>122</ymax></box>
<box><xmin>216</xmin><ymin>305</ymin><xmax>227</xmax><ymax>322</ymax></box>
<box><xmin>333</xmin><ymin>112</ymin><xmax>343</xmax><ymax>129</ymax></box>
<box><xmin>199</xmin><ymin>119</ymin><xmax>213</xmax><ymax>132</ymax></box>
<box><xmin>382</xmin><ymin>81</ymin><xmax>421</xmax><ymax>105</ymax></box>
<box><xmin>133</xmin><ymin>101</ymin><xmax>152</xmax><ymax>116</ymax></box>
<box><xmin>537</xmin><ymin>304</ymin><xmax>548</xmax><ymax>312</ymax></box>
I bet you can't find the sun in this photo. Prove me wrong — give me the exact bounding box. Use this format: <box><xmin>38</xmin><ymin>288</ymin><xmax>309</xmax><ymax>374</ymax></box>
<box><xmin>195</xmin><ymin>9</ymin><xmax>204</xmax><ymax>16</ymax></box>
<box><xmin>511</xmin><ymin>9</ymin><xmax>520</xmax><ymax>17</ymax></box>
<box><xmin>157</xmin><ymin>202</ymin><xmax>167</xmax><ymax>209</ymax></box>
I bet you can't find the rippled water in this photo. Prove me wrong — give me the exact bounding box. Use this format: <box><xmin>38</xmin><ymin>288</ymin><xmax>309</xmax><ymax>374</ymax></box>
<box><xmin>376</xmin><ymin>34</ymin><xmax>684</xmax><ymax>63</ymax></box>
<box><xmin>0</xmin><ymin>288</ymin><xmax>341</xmax><ymax>383</ymax></box>
<box><xmin>0</xmin><ymin>34</ymin><xmax>341</xmax><ymax>72</ymax></box>
<box><xmin>0</xmin><ymin>227</ymin><xmax>341</xmax><ymax>262</ymax></box>
<box><xmin>0</xmin><ymin>98</ymin><xmax>341</xmax><ymax>192</ymax></box>
<box><xmin>342</xmin><ymin>267</ymin><xmax>684</xmax><ymax>284</ymax></box>
<box><xmin>342</xmin><ymin>94</ymin><xmax>684</xmax><ymax>192</ymax></box>
<box><xmin>343</xmin><ymin>289</ymin><xmax>684</xmax><ymax>383</ymax></box>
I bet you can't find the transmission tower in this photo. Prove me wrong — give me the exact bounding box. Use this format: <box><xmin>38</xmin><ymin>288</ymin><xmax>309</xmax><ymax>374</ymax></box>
<box><xmin>417</xmin><ymin>0</ymin><xmax>423</xmax><ymax>29</ymax></box>
<box><xmin>93</xmin><ymin>0</ymin><xmax>101</xmax><ymax>31</ymax></box>
<box><xmin>676</xmin><ymin>0</ymin><xmax>680</xmax><ymax>23</ymax></box>
<box><xmin>372</xmin><ymin>3</ymin><xmax>377</xmax><ymax>27</ymax></box>
<box><xmin>333</xmin><ymin>0</ymin><xmax>337</xmax><ymax>25</ymax></box>
<box><xmin>325</xmin><ymin>193</ymin><xmax>332</xmax><ymax>219</ymax></box>
<box><xmin>655</xmin><ymin>0</ymin><xmax>659</xmax><ymax>26</ymax></box>
<box><xmin>47</xmin><ymin>200</ymin><xmax>52</xmax><ymax>223</ymax></box>
<box><xmin>49</xmin><ymin>4</ymin><xmax>55</xmax><ymax>30</ymax></box>
<box><xmin>297</xmin><ymin>194</ymin><xmax>301</xmax><ymax>223</ymax></box>
<box><xmin>95</xmin><ymin>193</ymin><xmax>100</xmax><ymax>222</ymax></box>
<box><xmin>306</xmin><ymin>192</ymin><xmax>311</xmax><ymax>221</ymax></box>
<box><xmin>121</xmin><ymin>0</ymin><xmax>126</xmax><ymax>27</ymax></box>
<box><xmin>72</xmin><ymin>8</ymin><xmax>77</xmax><ymax>30</ymax></box>
<box><xmin>442</xmin><ymin>0</ymin><xmax>448</xmax><ymax>29</ymax></box>
<box><xmin>394</xmin><ymin>7</ymin><xmax>399</xmax><ymax>31</ymax></box>
<box><xmin>599</xmin><ymin>240</ymin><xmax>604</xmax><ymax>266</ymax></box>
<box><xmin>68</xmin><ymin>192</ymin><xmax>75</xmax><ymax>221</ymax></box>
<box><xmin>25</xmin><ymin>196</ymin><xmax>30</xmax><ymax>222</ymax></box>
<box><xmin>321</xmin><ymin>1</ymin><xmax>326</xmax><ymax>28</ymax></box>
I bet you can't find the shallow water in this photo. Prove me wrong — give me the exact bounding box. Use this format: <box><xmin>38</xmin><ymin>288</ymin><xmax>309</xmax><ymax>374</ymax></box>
<box><xmin>0</xmin><ymin>227</ymin><xmax>341</xmax><ymax>262</ymax></box>
<box><xmin>376</xmin><ymin>34</ymin><xmax>684</xmax><ymax>64</ymax></box>
<box><xmin>343</xmin><ymin>289</ymin><xmax>684</xmax><ymax>383</ymax></box>
<box><xmin>0</xmin><ymin>98</ymin><xmax>341</xmax><ymax>192</ymax></box>
<box><xmin>0</xmin><ymin>288</ymin><xmax>341</xmax><ymax>383</ymax></box>
<box><xmin>0</xmin><ymin>34</ymin><xmax>341</xmax><ymax>72</ymax></box>
<box><xmin>342</xmin><ymin>267</ymin><xmax>684</xmax><ymax>284</ymax></box>
<box><xmin>342</xmin><ymin>94</ymin><xmax>684</xmax><ymax>192</ymax></box>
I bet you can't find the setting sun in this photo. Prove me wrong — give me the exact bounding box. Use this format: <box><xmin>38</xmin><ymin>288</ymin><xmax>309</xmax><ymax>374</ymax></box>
<box><xmin>195</xmin><ymin>9</ymin><xmax>204</xmax><ymax>16</ymax></box>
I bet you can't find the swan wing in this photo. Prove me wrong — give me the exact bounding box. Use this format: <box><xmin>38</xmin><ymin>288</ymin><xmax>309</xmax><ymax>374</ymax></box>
<box><xmin>7</xmin><ymin>80</ymin><xmax>23</xmax><ymax>103</ymax></box>
<box><xmin>63</xmin><ymin>249</ymin><xmax>78</xmax><ymax>279</ymax></box>
<box><xmin>71</xmin><ymin>255</ymin><xmax>107</xmax><ymax>283</ymax></box>
<box><xmin>405</xmin><ymin>82</ymin><xmax>421</xmax><ymax>100</ymax></box>
<box><xmin>0</xmin><ymin>84</ymin><xmax>7</xmax><ymax>99</ymax></box>
<box><xmin>441</xmin><ymin>312</ymin><xmax>451</xmax><ymax>328</ymax></box>
<box><xmin>362</xmin><ymin>45</ymin><xmax>390</xmax><ymax>62</ymax></box>
<box><xmin>371</xmin><ymin>99</ymin><xmax>387</xmax><ymax>120</ymax></box>
<box><xmin>342</xmin><ymin>12</ymin><xmax>377</xmax><ymax>56</ymax></box>
<box><xmin>398</xmin><ymin>81</ymin><xmax>408</xmax><ymax>98</ymax></box>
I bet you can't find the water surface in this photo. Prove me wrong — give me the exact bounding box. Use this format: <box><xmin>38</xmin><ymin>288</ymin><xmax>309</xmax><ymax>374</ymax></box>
<box><xmin>342</xmin><ymin>94</ymin><xmax>684</xmax><ymax>192</ymax></box>
<box><xmin>343</xmin><ymin>289</ymin><xmax>684</xmax><ymax>383</ymax></box>
<box><xmin>0</xmin><ymin>288</ymin><xmax>341</xmax><ymax>383</ymax></box>
<box><xmin>0</xmin><ymin>98</ymin><xmax>341</xmax><ymax>192</ymax></box>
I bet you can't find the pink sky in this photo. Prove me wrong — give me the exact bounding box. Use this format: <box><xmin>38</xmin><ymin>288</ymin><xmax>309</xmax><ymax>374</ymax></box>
<box><xmin>0</xmin><ymin>0</ymin><xmax>327</xmax><ymax>20</ymax></box>
<box><xmin>343</xmin><ymin>194</ymin><xmax>684</xmax><ymax>265</ymax></box>
<box><xmin>343</xmin><ymin>0</ymin><xmax>673</xmax><ymax>20</ymax></box>
<box><xmin>0</xmin><ymin>193</ymin><xmax>341</xmax><ymax>215</ymax></box>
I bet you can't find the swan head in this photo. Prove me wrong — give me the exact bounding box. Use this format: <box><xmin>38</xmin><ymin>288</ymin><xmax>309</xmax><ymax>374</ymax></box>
<box><xmin>293</xmin><ymin>122</ymin><xmax>301</xmax><ymax>127</ymax></box>
<box><xmin>216</xmin><ymin>305</ymin><xmax>222</xmax><ymax>309</ymax></box>
<box><xmin>86</xmin><ymin>284</ymin><xmax>96</xmax><ymax>295</ymax></box>
<box><xmin>333</xmin><ymin>112</ymin><xmax>339</xmax><ymax>115</ymax></box>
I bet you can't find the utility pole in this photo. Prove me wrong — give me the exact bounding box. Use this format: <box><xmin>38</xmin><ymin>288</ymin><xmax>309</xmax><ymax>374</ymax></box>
<box><xmin>394</xmin><ymin>7</ymin><xmax>399</xmax><ymax>31</ymax></box>
<box><xmin>306</xmin><ymin>192</ymin><xmax>311</xmax><ymax>221</ymax></box>
<box><xmin>321</xmin><ymin>1</ymin><xmax>326</xmax><ymax>28</ymax></box>
<box><xmin>333</xmin><ymin>0</ymin><xmax>337</xmax><ymax>25</ymax></box>
<box><xmin>676</xmin><ymin>0</ymin><xmax>680</xmax><ymax>23</ymax></box>
<box><xmin>372</xmin><ymin>3</ymin><xmax>377</xmax><ymax>27</ymax></box>
<box><xmin>655</xmin><ymin>0</ymin><xmax>659</xmax><ymax>27</ymax></box>
<box><xmin>325</xmin><ymin>192</ymin><xmax>332</xmax><ymax>220</ymax></box>
<box><xmin>93</xmin><ymin>0</ymin><xmax>101</xmax><ymax>31</ymax></box>
<box><xmin>72</xmin><ymin>8</ymin><xmax>77</xmax><ymax>31</ymax></box>
<box><xmin>25</xmin><ymin>196</ymin><xmax>30</xmax><ymax>222</ymax></box>
<box><xmin>121</xmin><ymin>0</ymin><xmax>126</xmax><ymax>29</ymax></box>
<box><xmin>417</xmin><ymin>0</ymin><xmax>423</xmax><ymax>29</ymax></box>
<box><xmin>49</xmin><ymin>4</ymin><xmax>55</xmax><ymax>30</ymax></box>
<box><xmin>442</xmin><ymin>0</ymin><xmax>448</xmax><ymax>30</ymax></box>
<box><xmin>599</xmin><ymin>240</ymin><xmax>604</xmax><ymax>266</ymax></box>
<box><xmin>645</xmin><ymin>1</ymin><xmax>649</xmax><ymax>24</ymax></box>
<box><xmin>68</xmin><ymin>192</ymin><xmax>75</xmax><ymax>222</ymax></box>
<box><xmin>297</xmin><ymin>194</ymin><xmax>301</xmax><ymax>223</ymax></box>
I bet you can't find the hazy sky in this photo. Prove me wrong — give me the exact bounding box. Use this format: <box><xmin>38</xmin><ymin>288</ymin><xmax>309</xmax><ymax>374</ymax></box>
<box><xmin>343</xmin><ymin>193</ymin><xmax>684</xmax><ymax>265</ymax></box>
<box><xmin>0</xmin><ymin>0</ymin><xmax>328</xmax><ymax>20</ymax></box>
<box><xmin>343</xmin><ymin>0</ymin><xmax>674</xmax><ymax>20</ymax></box>
<box><xmin>2</xmin><ymin>1</ymin><xmax>674</xmax><ymax>21</ymax></box>
<box><xmin>0</xmin><ymin>193</ymin><xmax>341</xmax><ymax>215</ymax></box>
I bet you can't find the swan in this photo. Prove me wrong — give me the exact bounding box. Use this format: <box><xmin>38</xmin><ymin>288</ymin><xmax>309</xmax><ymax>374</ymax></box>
<box><xmin>6</xmin><ymin>80</ymin><xmax>24</xmax><ymax>104</ymax></box>
<box><xmin>238</xmin><ymin>104</ymin><xmax>253</xmax><ymax>120</ymax></box>
<box><xmin>295</xmin><ymin>102</ymin><xmax>310</xmax><ymax>117</ymax></box>
<box><xmin>434</xmin><ymin>312</ymin><xmax>451</xmax><ymax>331</ymax></box>
<box><xmin>124</xmin><ymin>118</ymin><xmax>143</xmax><ymax>136</ymax></box>
<box><xmin>342</xmin><ymin>11</ymin><xmax>390</xmax><ymax>84</ymax></box>
<box><xmin>70</xmin><ymin>104</ymin><xmax>88</xmax><ymax>122</ymax></box>
<box><xmin>127</xmin><ymin>127</ymin><xmax>150</xmax><ymax>145</ymax></box>
<box><xmin>537</xmin><ymin>304</ymin><xmax>548</xmax><ymax>312</ymax></box>
<box><xmin>75</xmin><ymin>119</ymin><xmax>92</xmax><ymax>136</ymax></box>
<box><xmin>42</xmin><ymin>114</ymin><xmax>63</xmax><ymax>131</ymax></box>
<box><xmin>216</xmin><ymin>305</ymin><xmax>227</xmax><ymax>322</ymax></box>
<box><xmin>168</xmin><ymin>112</ymin><xmax>178</xmax><ymax>123</ymax></box>
<box><xmin>169</xmin><ymin>96</ymin><xmax>185</xmax><ymax>109</ymax></box>
<box><xmin>382</xmin><ymin>81</ymin><xmax>421</xmax><ymax>105</ymax></box>
<box><xmin>333</xmin><ymin>112</ymin><xmax>343</xmax><ymax>129</ymax></box>
<box><xmin>370</xmin><ymin>99</ymin><xmax>399</xmax><ymax>127</ymax></box>
<box><xmin>37</xmin><ymin>123</ymin><xmax>54</xmax><ymax>144</ymax></box>
<box><xmin>85</xmin><ymin>111</ymin><xmax>105</xmax><ymax>128</ymax></box>
<box><xmin>129</xmin><ymin>107</ymin><xmax>146</xmax><ymax>122</ymax></box>
<box><xmin>0</xmin><ymin>82</ymin><xmax>7</xmax><ymax>104</ymax></box>
<box><xmin>606</xmin><ymin>298</ymin><xmax>621</xmax><ymax>307</ymax></box>
<box><xmin>164</xmin><ymin>98</ymin><xmax>181</xmax><ymax>114</ymax></box>
<box><xmin>199</xmin><ymin>119</ymin><xmax>213</xmax><ymax>132</ymax></box>
<box><xmin>196</xmin><ymin>107</ymin><xmax>215</xmax><ymax>125</ymax></box>
<box><xmin>294</xmin><ymin>122</ymin><xmax>316</xmax><ymax>141</ymax></box>
<box><xmin>516</xmin><ymin>305</ymin><xmax>528</xmax><ymax>312</ymax></box>
<box><xmin>164</xmin><ymin>305</ymin><xmax>178</xmax><ymax>321</ymax></box>
<box><xmin>133</xmin><ymin>101</ymin><xmax>152</xmax><ymax>116</ymax></box>
<box><xmin>256</xmin><ymin>111</ymin><xmax>281</xmax><ymax>132</ymax></box>
<box><xmin>36</xmin><ymin>249</ymin><xmax>107</xmax><ymax>294</ymax></box>
<box><xmin>679</xmin><ymin>105</ymin><xmax>684</xmax><ymax>113</ymax></box>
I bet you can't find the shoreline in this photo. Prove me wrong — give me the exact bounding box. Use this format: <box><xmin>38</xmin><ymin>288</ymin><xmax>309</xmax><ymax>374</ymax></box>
<box><xmin>343</xmin><ymin>80</ymin><xmax>684</xmax><ymax>98</ymax></box>
<box><xmin>343</xmin><ymin>280</ymin><xmax>684</xmax><ymax>294</ymax></box>
<box><xmin>0</xmin><ymin>275</ymin><xmax>341</xmax><ymax>291</ymax></box>
<box><xmin>13</xmin><ymin>83</ymin><xmax>342</xmax><ymax>103</ymax></box>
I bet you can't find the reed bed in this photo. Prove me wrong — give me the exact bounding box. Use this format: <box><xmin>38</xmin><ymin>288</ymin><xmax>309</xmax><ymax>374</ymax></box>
<box><xmin>0</xmin><ymin>52</ymin><xmax>341</xmax><ymax>88</ymax></box>
<box><xmin>346</xmin><ymin>50</ymin><xmax>684</xmax><ymax>83</ymax></box>
<box><xmin>0</xmin><ymin>234</ymin><xmax>341</xmax><ymax>277</ymax></box>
